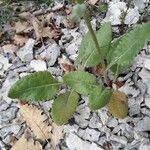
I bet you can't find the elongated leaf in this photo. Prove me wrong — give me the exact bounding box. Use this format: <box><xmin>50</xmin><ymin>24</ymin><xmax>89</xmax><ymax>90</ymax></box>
<box><xmin>107</xmin><ymin>22</ymin><xmax>150</xmax><ymax>75</ymax></box>
<box><xmin>63</xmin><ymin>71</ymin><xmax>96</xmax><ymax>95</ymax></box>
<box><xmin>76</xmin><ymin>22</ymin><xmax>112</xmax><ymax>67</ymax></box>
<box><xmin>107</xmin><ymin>91</ymin><xmax>128</xmax><ymax>119</ymax></box>
<box><xmin>52</xmin><ymin>91</ymin><xmax>79</xmax><ymax>125</ymax></box>
<box><xmin>8</xmin><ymin>71</ymin><xmax>60</xmax><ymax>101</ymax></box>
<box><xmin>89</xmin><ymin>86</ymin><xmax>112</xmax><ymax>110</ymax></box>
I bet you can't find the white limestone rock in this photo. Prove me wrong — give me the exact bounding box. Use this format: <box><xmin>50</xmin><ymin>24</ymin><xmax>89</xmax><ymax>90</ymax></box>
<box><xmin>65</xmin><ymin>32</ymin><xmax>82</xmax><ymax>55</ymax></box>
<box><xmin>145</xmin><ymin>97</ymin><xmax>150</xmax><ymax>108</ymax></box>
<box><xmin>0</xmin><ymin>107</ymin><xmax>18</xmax><ymax>125</ymax></box>
<box><xmin>17</xmin><ymin>38</ymin><xmax>35</xmax><ymax>62</ymax></box>
<box><xmin>144</xmin><ymin>59</ymin><xmax>150</xmax><ymax>70</ymax></box>
<box><xmin>139</xmin><ymin>140</ymin><xmax>150</xmax><ymax>150</ymax></box>
<box><xmin>139</xmin><ymin>68</ymin><xmax>150</xmax><ymax>95</ymax></box>
<box><xmin>0</xmin><ymin>74</ymin><xmax>19</xmax><ymax>104</ymax></box>
<box><xmin>110</xmin><ymin>135</ymin><xmax>128</xmax><ymax>145</ymax></box>
<box><xmin>29</xmin><ymin>59</ymin><xmax>47</xmax><ymax>71</ymax></box>
<box><xmin>107</xmin><ymin>118</ymin><xmax>118</xmax><ymax>128</ymax></box>
<box><xmin>48</xmin><ymin>67</ymin><xmax>63</xmax><ymax>76</ymax></box>
<box><xmin>104</xmin><ymin>2</ymin><xmax>139</xmax><ymax>25</ymax></box>
<box><xmin>89</xmin><ymin>114</ymin><xmax>103</xmax><ymax>129</ymax></box>
<box><xmin>0</xmin><ymin>55</ymin><xmax>12</xmax><ymax>76</ymax></box>
<box><xmin>74</xmin><ymin>115</ymin><xmax>89</xmax><ymax>128</ymax></box>
<box><xmin>78</xmin><ymin>128</ymin><xmax>101</xmax><ymax>142</ymax></box>
<box><xmin>125</xmin><ymin>7</ymin><xmax>140</xmax><ymax>25</ymax></box>
<box><xmin>40</xmin><ymin>43</ymin><xmax>60</xmax><ymax>66</ymax></box>
<box><xmin>0</xmin><ymin>124</ymin><xmax>21</xmax><ymax>138</ymax></box>
<box><xmin>66</xmin><ymin>133</ymin><xmax>91</xmax><ymax>150</ymax></box>
<box><xmin>136</xmin><ymin>117</ymin><xmax>150</xmax><ymax>131</ymax></box>
<box><xmin>98</xmin><ymin>108</ymin><xmax>109</xmax><ymax>125</ymax></box>
<box><xmin>119</xmin><ymin>79</ymin><xmax>140</xmax><ymax>97</ymax></box>
<box><xmin>134</xmin><ymin>0</ymin><xmax>147</xmax><ymax>13</ymax></box>
<box><xmin>89</xmin><ymin>143</ymin><xmax>104</xmax><ymax>150</ymax></box>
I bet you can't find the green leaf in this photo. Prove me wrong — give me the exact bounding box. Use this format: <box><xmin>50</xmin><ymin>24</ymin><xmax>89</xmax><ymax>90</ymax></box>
<box><xmin>107</xmin><ymin>22</ymin><xmax>150</xmax><ymax>75</ymax></box>
<box><xmin>107</xmin><ymin>91</ymin><xmax>128</xmax><ymax>119</ymax></box>
<box><xmin>71</xmin><ymin>4</ymin><xmax>86</xmax><ymax>22</ymax></box>
<box><xmin>8</xmin><ymin>71</ymin><xmax>60</xmax><ymax>101</ymax></box>
<box><xmin>89</xmin><ymin>86</ymin><xmax>112</xmax><ymax>110</ymax></box>
<box><xmin>76</xmin><ymin>22</ymin><xmax>112</xmax><ymax>67</ymax></box>
<box><xmin>63</xmin><ymin>71</ymin><xmax>96</xmax><ymax>95</ymax></box>
<box><xmin>76</xmin><ymin>0</ymin><xmax>85</xmax><ymax>4</ymax></box>
<box><xmin>52</xmin><ymin>91</ymin><xmax>79</xmax><ymax>125</ymax></box>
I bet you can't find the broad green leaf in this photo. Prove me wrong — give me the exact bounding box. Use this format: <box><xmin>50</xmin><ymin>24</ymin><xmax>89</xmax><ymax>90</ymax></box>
<box><xmin>8</xmin><ymin>71</ymin><xmax>60</xmax><ymax>101</ymax></box>
<box><xmin>107</xmin><ymin>22</ymin><xmax>150</xmax><ymax>75</ymax></box>
<box><xmin>76</xmin><ymin>22</ymin><xmax>112</xmax><ymax>67</ymax></box>
<box><xmin>89</xmin><ymin>86</ymin><xmax>112</xmax><ymax>110</ymax></box>
<box><xmin>63</xmin><ymin>71</ymin><xmax>96</xmax><ymax>95</ymax></box>
<box><xmin>52</xmin><ymin>91</ymin><xmax>79</xmax><ymax>125</ymax></box>
<box><xmin>107</xmin><ymin>91</ymin><xmax>128</xmax><ymax>119</ymax></box>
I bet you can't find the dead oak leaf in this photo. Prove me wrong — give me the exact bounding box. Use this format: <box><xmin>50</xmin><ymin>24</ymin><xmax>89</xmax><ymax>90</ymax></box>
<box><xmin>20</xmin><ymin>104</ymin><xmax>52</xmax><ymax>140</ymax></box>
<box><xmin>13</xmin><ymin>35</ymin><xmax>29</xmax><ymax>46</ymax></box>
<box><xmin>51</xmin><ymin>123</ymin><xmax>64</xmax><ymax>148</ymax></box>
<box><xmin>14</xmin><ymin>21</ymin><xmax>29</xmax><ymax>34</ymax></box>
<box><xmin>31</xmin><ymin>16</ymin><xmax>60</xmax><ymax>40</ymax></box>
<box><xmin>31</xmin><ymin>16</ymin><xmax>43</xmax><ymax>40</ymax></box>
<box><xmin>42</xmin><ymin>27</ymin><xmax>60</xmax><ymax>39</ymax></box>
<box><xmin>11</xmin><ymin>135</ymin><xmax>42</xmax><ymax>150</ymax></box>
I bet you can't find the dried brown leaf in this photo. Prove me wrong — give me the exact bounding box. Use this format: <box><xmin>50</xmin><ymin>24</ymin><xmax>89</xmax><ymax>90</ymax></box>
<box><xmin>42</xmin><ymin>27</ymin><xmax>60</xmax><ymax>39</ymax></box>
<box><xmin>95</xmin><ymin>63</ymin><xmax>106</xmax><ymax>76</ymax></box>
<box><xmin>20</xmin><ymin>104</ymin><xmax>52</xmax><ymax>139</ymax></box>
<box><xmin>51</xmin><ymin>123</ymin><xmax>64</xmax><ymax>148</ymax></box>
<box><xmin>0</xmin><ymin>32</ymin><xmax>4</xmax><ymax>38</ymax></box>
<box><xmin>11</xmin><ymin>135</ymin><xmax>42</xmax><ymax>150</ymax></box>
<box><xmin>14</xmin><ymin>21</ymin><xmax>29</xmax><ymax>33</ymax></box>
<box><xmin>59</xmin><ymin>55</ymin><xmax>75</xmax><ymax>72</ymax></box>
<box><xmin>31</xmin><ymin>16</ymin><xmax>43</xmax><ymax>40</ymax></box>
<box><xmin>107</xmin><ymin>91</ymin><xmax>128</xmax><ymax>119</ymax></box>
<box><xmin>13</xmin><ymin>35</ymin><xmax>28</xmax><ymax>46</ymax></box>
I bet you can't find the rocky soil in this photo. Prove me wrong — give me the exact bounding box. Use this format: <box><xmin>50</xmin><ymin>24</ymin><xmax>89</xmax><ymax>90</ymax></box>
<box><xmin>0</xmin><ymin>0</ymin><xmax>150</xmax><ymax>149</ymax></box>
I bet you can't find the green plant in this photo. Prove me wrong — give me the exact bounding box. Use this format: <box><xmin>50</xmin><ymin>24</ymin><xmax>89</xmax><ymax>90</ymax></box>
<box><xmin>8</xmin><ymin>1</ymin><xmax>150</xmax><ymax>125</ymax></box>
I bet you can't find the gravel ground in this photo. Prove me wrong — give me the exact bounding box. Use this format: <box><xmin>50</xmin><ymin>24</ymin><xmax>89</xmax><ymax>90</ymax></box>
<box><xmin>0</xmin><ymin>0</ymin><xmax>150</xmax><ymax>149</ymax></box>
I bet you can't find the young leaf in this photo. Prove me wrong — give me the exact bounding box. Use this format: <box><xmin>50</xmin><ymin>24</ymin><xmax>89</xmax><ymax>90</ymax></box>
<box><xmin>8</xmin><ymin>71</ymin><xmax>60</xmax><ymax>101</ymax></box>
<box><xmin>107</xmin><ymin>91</ymin><xmax>128</xmax><ymax>119</ymax></box>
<box><xmin>71</xmin><ymin>4</ymin><xmax>86</xmax><ymax>22</ymax></box>
<box><xmin>52</xmin><ymin>91</ymin><xmax>79</xmax><ymax>125</ymax></box>
<box><xmin>76</xmin><ymin>22</ymin><xmax>112</xmax><ymax>67</ymax></box>
<box><xmin>63</xmin><ymin>71</ymin><xmax>96</xmax><ymax>95</ymax></box>
<box><xmin>107</xmin><ymin>22</ymin><xmax>150</xmax><ymax>75</ymax></box>
<box><xmin>89</xmin><ymin>86</ymin><xmax>112</xmax><ymax>110</ymax></box>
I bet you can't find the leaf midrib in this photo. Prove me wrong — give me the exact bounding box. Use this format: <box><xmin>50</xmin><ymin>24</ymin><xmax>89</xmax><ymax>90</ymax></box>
<box><xmin>65</xmin><ymin>78</ymin><xmax>97</xmax><ymax>87</ymax></box>
<box><xmin>11</xmin><ymin>83</ymin><xmax>61</xmax><ymax>95</ymax></box>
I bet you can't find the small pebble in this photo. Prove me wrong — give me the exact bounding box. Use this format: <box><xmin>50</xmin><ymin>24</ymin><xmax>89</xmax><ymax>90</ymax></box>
<box><xmin>29</xmin><ymin>59</ymin><xmax>47</xmax><ymax>71</ymax></box>
<box><xmin>144</xmin><ymin>59</ymin><xmax>150</xmax><ymax>70</ymax></box>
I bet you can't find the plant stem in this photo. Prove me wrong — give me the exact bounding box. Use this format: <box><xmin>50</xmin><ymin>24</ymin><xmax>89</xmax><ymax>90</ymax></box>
<box><xmin>83</xmin><ymin>13</ymin><xmax>105</xmax><ymax>68</ymax></box>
